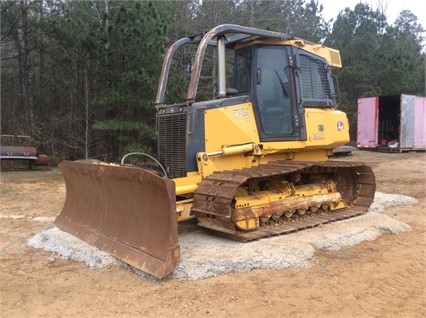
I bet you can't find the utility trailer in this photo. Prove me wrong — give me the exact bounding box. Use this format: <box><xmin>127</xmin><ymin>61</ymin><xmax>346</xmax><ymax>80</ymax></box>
<box><xmin>356</xmin><ymin>94</ymin><xmax>426</xmax><ymax>152</ymax></box>
<box><xmin>0</xmin><ymin>135</ymin><xmax>49</xmax><ymax>170</ymax></box>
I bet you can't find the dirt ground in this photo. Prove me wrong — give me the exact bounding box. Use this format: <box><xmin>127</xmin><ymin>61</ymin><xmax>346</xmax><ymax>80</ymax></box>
<box><xmin>0</xmin><ymin>150</ymin><xmax>425</xmax><ymax>318</ymax></box>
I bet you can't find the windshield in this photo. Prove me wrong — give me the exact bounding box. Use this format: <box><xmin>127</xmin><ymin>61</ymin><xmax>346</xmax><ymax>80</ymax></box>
<box><xmin>299</xmin><ymin>52</ymin><xmax>333</xmax><ymax>102</ymax></box>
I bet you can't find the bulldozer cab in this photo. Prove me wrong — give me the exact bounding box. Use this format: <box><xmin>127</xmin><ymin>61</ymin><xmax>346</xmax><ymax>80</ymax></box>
<box><xmin>156</xmin><ymin>25</ymin><xmax>340</xmax><ymax>143</ymax></box>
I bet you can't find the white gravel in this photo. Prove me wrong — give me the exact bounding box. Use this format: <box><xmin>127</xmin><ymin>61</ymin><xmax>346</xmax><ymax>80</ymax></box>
<box><xmin>27</xmin><ymin>192</ymin><xmax>416</xmax><ymax>280</ymax></box>
<box><xmin>27</xmin><ymin>226</ymin><xmax>118</xmax><ymax>268</ymax></box>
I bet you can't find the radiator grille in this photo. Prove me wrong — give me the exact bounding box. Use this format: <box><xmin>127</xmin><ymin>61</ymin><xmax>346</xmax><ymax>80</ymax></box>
<box><xmin>157</xmin><ymin>112</ymin><xmax>187</xmax><ymax>179</ymax></box>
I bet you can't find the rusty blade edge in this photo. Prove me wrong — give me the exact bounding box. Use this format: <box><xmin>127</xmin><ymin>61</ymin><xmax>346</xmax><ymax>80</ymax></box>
<box><xmin>55</xmin><ymin>214</ymin><xmax>180</xmax><ymax>279</ymax></box>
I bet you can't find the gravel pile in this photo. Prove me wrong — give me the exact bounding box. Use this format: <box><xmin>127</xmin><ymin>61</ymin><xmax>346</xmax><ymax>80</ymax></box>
<box><xmin>27</xmin><ymin>192</ymin><xmax>416</xmax><ymax>280</ymax></box>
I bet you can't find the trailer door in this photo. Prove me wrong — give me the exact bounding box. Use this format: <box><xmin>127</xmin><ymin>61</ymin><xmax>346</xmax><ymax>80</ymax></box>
<box><xmin>357</xmin><ymin>97</ymin><xmax>378</xmax><ymax>148</ymax></box>
<box><xmin>400</xmin><ymin>94</ymin><xmax>416</xmax><ymax>149</ymax></box>
<box><xmin>414</xmin><ymin>96</ymin><xmax>426</xmax><ymax>148</ymax></box>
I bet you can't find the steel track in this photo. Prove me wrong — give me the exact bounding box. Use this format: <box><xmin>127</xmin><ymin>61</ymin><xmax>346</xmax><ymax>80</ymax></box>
<box><xmin>192</xmin><ymin>160</ymin><xmax>376</xmax><ymax>242</ymax></box>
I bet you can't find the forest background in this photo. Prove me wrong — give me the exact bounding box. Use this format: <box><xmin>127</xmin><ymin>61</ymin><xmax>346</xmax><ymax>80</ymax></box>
<box><xmin>1</xmin><ymin>0</ymin><xmax>424</xmax><ymax>163</ymax></box>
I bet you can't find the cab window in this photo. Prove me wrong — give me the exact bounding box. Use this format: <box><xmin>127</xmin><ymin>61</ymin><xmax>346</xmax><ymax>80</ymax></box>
<box><xmin>255</xmin><ymin>46</ymin><xmax>294</xmax><ymax>137</ymax></box>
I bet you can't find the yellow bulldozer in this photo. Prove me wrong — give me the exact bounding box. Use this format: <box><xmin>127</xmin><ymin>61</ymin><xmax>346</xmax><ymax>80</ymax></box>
<box><xmin>55</xmin><ymin>24</ymin><xmax>375</xmax><ymax>278</ymax></box>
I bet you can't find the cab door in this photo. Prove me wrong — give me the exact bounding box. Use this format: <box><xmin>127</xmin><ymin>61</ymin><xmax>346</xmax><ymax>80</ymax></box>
<box><xmin>252</xmin><ymin>45</ymin><xmax>302</xmax><ymax>142</ymax></box>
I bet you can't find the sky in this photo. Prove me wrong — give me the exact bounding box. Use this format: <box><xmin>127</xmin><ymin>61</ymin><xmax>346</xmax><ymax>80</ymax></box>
<box><xmin>316</xmin><ymin>0</ymin><xmax>426</xmax><ymax>27</ymax></box>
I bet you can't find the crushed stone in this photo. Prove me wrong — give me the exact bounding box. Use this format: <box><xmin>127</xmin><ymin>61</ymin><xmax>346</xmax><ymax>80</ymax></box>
<box><xmin>27</xmin><ymin>191</ymin><xmax>415</xmax><ymax>280</ymax></box>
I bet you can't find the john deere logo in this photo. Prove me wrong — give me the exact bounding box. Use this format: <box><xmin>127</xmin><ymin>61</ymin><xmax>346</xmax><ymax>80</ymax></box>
<box><xmin>337</xmin><ymin>121</ymin><xmax>345</xmax><ymax>131</ymax></box>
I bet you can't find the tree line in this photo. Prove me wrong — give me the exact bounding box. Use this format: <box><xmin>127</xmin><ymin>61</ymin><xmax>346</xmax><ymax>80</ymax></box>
<box><xmin>1</xmin><ymin>0</ymin><xmax>424</xmax><ymax>163</ymax></box>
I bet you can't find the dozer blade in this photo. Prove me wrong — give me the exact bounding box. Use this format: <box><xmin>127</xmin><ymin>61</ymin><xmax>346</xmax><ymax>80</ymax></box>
<box><xmin>55</xmin><ymin>160</ymin><xmax>180</xmax><ymax>279</ymax></box>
